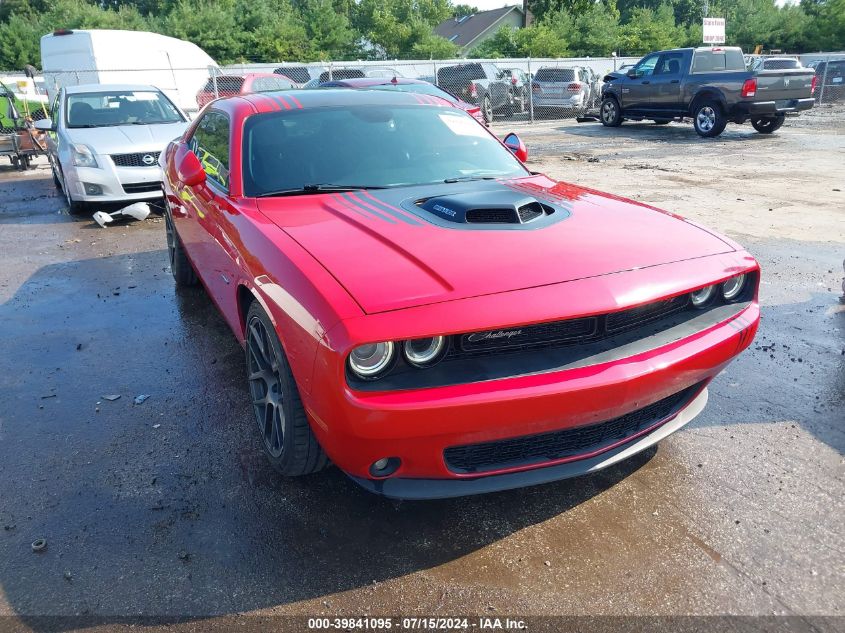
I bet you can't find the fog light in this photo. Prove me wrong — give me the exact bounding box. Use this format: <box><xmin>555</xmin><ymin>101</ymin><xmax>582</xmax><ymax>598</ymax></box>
<box><xmin>369</xmin><ymin>457</ymin><xmax>401</xmax><ymax>477</ymax></box>
<box><xmin>690</xmin><ymin>285</ymin><xmax>715</xmax><ymax>308</ymax></box>
<box><xmin>83</xmin><ymin>182</ymin><xmax>103</xmax><ymax>196</ymax></box>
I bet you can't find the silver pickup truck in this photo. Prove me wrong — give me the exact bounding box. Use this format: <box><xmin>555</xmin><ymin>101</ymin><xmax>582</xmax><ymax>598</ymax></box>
<box><xmin>600</xmin><ymin>47</ymin><xmax>816</xmax><ymax>137</ymax></box>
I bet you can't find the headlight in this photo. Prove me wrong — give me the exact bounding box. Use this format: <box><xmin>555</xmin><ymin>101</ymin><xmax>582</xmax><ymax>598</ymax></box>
<box><xmin>721</xmin><ymin>274</ymin><xmax>746</xmax><ymax>301</ymax></box>
<box><xmin>71</xmin><ymin>144</ymin><xmax>98</xmax><ymax>168</ymax></box>
<box><xmin>690</xmin><ymin>285</ymin><xmax>715</xmax><ymax>308</ymax></box>
<box><xmin>403</xmin><ymin>336</ymin><xmax>446</xmax><ymax>367</ymax></box>
<box><xmin>348</xmin><ymin>342</ymin><xmax>395</xmax><ymax>379</ymax></box>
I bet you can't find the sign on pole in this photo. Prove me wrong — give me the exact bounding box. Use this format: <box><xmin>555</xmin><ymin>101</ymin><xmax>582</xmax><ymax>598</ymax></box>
<box><xmin>702</xmin><ymin>18</ymin><xmax>725</xmax><ymax>44</ymax></box>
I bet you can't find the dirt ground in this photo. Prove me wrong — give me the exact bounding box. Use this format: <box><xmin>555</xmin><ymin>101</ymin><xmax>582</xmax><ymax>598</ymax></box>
<box><xmin>0</xmin><ymin>105</ymin><xmax>842</xmax><ymax>632</ymax></box>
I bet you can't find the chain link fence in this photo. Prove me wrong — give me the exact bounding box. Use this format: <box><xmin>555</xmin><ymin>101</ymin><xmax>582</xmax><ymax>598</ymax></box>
<box><xmin>1</xmin><ymin>52</ymin><xmax>842</xmax><ymax>136</ymax></box>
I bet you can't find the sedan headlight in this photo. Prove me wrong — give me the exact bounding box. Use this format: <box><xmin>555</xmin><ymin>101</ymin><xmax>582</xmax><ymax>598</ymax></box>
<box><xmin>403</xmin><ymin>336</ymin><xmax>447</xmax><ymax>368</ymax></box>
<box><xmin>71</xmin><ymin>144</ymin><xmax>98</xmax><ymax>168</ymax></box>
<box><xmin>721</xmin><ymin>274</ymin><xmax>747</xmax><ymax>301</ymax></box>
<box><xmin>690</xmin><ymin>285</ymin><xmax>715</xmax><ymax>308</ymax></box>
<box><xmin>348</xmin><ymin>342</ymin><xmax>395</xmax><ymax>379</ymax></box>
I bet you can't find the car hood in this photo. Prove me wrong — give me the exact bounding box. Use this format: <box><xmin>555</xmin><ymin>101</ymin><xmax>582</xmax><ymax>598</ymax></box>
<box><xmin>258</xmin><ymin>177</ymin><xmax>734</xmax><ymax>314</ymax></box>
<box><xmin>66</xmin><ymin>122</ymin><xmax>188</xmax><ymax>155</ymax></box>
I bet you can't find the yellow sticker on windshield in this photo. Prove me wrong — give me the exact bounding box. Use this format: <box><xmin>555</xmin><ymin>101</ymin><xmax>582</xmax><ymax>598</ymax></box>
<box><xmin>438</xmin><ymin>112</ymin><xmax>487</xmax><ymax>137</ymax></box>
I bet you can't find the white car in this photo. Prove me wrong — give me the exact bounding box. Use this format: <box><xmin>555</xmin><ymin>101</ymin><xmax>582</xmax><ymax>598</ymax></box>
<box><xmin>35</xmin><ymin>84</ymin><xmax>189</xmax><ymax>214</ymax></box>
<box><xmin>530</xmin><ymin>66</ymin><xmax>592</xmax><ymax>116</ymax></box>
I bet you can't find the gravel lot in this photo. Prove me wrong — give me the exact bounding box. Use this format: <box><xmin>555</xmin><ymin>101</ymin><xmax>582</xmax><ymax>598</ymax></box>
<box><xmin>0</xmin><ymin>106</ymin><xmax>842</xmax><ymax>631</ymax></box>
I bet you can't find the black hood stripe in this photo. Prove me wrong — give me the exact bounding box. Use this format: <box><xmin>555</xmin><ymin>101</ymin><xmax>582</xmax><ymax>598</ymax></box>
<box><xmin>330</xmin><ymin>193</ymin><xmax>397</xmax><ymax>224</ymax></box>
<box><xmin>341</xmin><ymin>192</ymin><xmax>421</xmax><ymax>226</ymax></box>
<box><xmin>357</xmin><ymin>190</ymin><xmax>423</xmax><ymax>225</ymax></box>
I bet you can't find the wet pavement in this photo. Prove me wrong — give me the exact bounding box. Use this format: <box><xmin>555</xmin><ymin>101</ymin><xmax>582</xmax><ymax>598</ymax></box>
<box><xmin>0</xmin><ymin>117</ymin><xmax>842</xmax><ymax>631</ymax></box>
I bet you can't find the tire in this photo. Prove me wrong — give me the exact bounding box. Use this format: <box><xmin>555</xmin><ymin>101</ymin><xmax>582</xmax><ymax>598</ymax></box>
<box><xmin>692</xmin><ymin>100</ymin><xmax>727</xmax><ymax>138</ymax></box>
<box><xmin>653</xmin><ymin>119</ymin><xmax>671</xmax><ymax>125</ymax></box>
<box><xmin>164</xmin><ymin>206</ymin><xmax>198</xmax><ymax>287</ymax></box>
<box><xmin>245</xmin><ymin>301</ymin><xmax>329</xmax><ymax>477</ymax></box>
<box><xmin>50</xmin><ymin>157</ymin><xmax>61</xmax><ymax>189</ymax></box>
<box><xmin>600</xmin><ymin>97</ymin><xmax>622</xmax><ymax>127</ymax></box>
<box><xmin>482</xmin><ymin>95</ymin><xmax>493</xmax><ymax>125</ymax></box>
<box><xmin>751</xmin><ymin>115</ymin><xmax>785</xmax><ymax>133</ymax></box>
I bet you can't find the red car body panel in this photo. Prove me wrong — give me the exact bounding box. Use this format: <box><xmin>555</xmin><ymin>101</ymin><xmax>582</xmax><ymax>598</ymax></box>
<box><xmin>163</xmin><ymin>90</ymin><xmax>760</xmax><ymax>498</ymax></box>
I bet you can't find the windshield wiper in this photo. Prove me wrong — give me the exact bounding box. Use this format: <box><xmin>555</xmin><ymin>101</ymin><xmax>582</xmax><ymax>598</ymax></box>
<box><xmin>256</xmin><ymin>183</ymin><xmax>388</xmax><ymax>198</ymax></box>
<box><xmin>443</xmin><ymin>175</ymin><xmax>500</xmax><ymax>183</ymax></box>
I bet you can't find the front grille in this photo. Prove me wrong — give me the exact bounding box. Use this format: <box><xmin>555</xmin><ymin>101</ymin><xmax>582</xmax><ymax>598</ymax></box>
<box><xmin>466</xmin><ymin>208</ymin><xmax>516</xmax><ymax>223</ymax></box>
<box><xmin>457</xmin><ymin>317</ymin><xmax>597</xmax><ymax>356</ymax></box>
<box><xmin>444</xmin><ymin>382</ymin><xmax>702</xmax><ymax>473</ymax></box>
<box><xmin>122</xmin><ymin>181</ymin><xmax>162</xmax><ymax>194</ymax></box>
<box><xmin>606</xmin><ymin>295</ymin><xmax>689</xmax><ymax>332</ymax></box>
<box><xmin>112</xmin><ymin>152</ymin><xmax>161</xmax><ymax>167</ymax></box>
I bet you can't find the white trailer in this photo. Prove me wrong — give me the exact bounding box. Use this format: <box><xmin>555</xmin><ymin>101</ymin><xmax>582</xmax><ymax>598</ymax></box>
<box><xmin>40</xmin><ymin>29</ymin><xmax>218</xmax><ymax>117</ymax></box>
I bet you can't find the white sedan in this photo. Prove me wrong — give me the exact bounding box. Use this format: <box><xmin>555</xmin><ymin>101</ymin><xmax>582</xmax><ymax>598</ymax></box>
<box><xmin>35</xmin><ymin>84</ymin><xmax>188</xmax><ymax>214</ymax></box>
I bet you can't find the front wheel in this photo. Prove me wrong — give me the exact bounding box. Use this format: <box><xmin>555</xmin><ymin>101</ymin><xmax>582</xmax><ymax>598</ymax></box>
<box><xmin>750</xmin><ymin>115</ymin><xmax>785</xmax><ymax>133</ymax></box>
<box><xmin>600</xmin><ymin>97</ymin><xmax>622</xmax><ymax>127</ymax></box>
<box><xmin>245</xmin><ymin>301</ymin><xmax>329</xmax><ymax>477</ymax></box>
<box><xmin>482</xmin><ymin>95</ymin><xmax>493</xmax><ymax>125</ymax></box>
<box><xmin>164</xmin><ymin>206</ymin><xmax>198</xmax><ymax>287</ymax></box>
<box><xmin>692</xmin><ymin>101</ymin><xmax>727</xmax><ymax>138</ymax></box>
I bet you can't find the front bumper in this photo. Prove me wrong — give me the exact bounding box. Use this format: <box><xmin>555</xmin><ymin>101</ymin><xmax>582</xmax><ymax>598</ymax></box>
<box><xmin>63</xmin><ymin>157</ymin><xmax>163</xmax><ymax>203</ymax></box>
<box><xmin>352</xmin><ymin>387</ymin><xmax>708</xmax><ymax>499</ymax></box>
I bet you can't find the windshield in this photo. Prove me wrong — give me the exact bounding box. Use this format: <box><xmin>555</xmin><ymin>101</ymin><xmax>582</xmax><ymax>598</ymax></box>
<box><xmin>243</xmin><ymin>105</ymin><xmax>527</xmax><ymax>197</ymax></box>
<box><xmin>65</xmin><ymin>90</ymin><xmax>184</xmax><ymax>128</ymax></box>
<box><xmin>367</xmin><ymin>82</ymin><xmax>459</xmax><ymax>104</ymax></box>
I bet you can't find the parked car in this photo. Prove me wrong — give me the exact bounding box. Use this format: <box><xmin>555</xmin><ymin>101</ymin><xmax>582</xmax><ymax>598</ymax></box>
<box><xmin>436</xmin><ymin>62</ymin><xmax>516</xmax><ymax>123</ymax></box>
<box><xmin>363</xmin><ymin>67</ymin><xmax>407</xmax><ymax>78</ymax></box>
<box><xmin>161</xmin><ymin>88</ymin><xmax>760</xmax><ymax>499</ymax></box>
<box><xmin>601</xmin><ymin>46</ymin><xmax>816</xmax><ymax>137</ymax></box>
<box><xmin>530</xmin><ymin>66</ymin><xmax>593</xmax><ymax>116</ymax></box>
<box><xmin>273</xmin><ymin>65</ymin><xmax>311</xmax><ymax>85</ymax></box>
<box><xmin>750</xmin><ymin>57</ymin><xmax>802</xmax><ymax>71</ymax></box>
<box><xmin>196</xmin><ymin>73</ymin><xmax>297</xmax><ymax>108</ymax></box>
<box><xmin>808</xmin><ymin>59</ymin><xmax>845</xmax><ymax>102</ymax></box>
<box><xmin>34</xmin><ymin>84</ymin><xmax>189</xmax><ymax>214</ymax></box>
<box><xmin>320</xmin><ymin>77</ymin><xmax>486</xmax><ymax>126</ymax></box>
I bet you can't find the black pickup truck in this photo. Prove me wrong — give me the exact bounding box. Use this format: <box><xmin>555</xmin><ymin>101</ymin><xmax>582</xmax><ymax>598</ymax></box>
<box><xmin>600</xmin><ymin>47</ymin><xmax>816</xmax><ymax>137</ymax></box>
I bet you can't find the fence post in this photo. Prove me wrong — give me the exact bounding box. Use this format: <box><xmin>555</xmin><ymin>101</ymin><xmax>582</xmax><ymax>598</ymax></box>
<box><xmin>433</xmin><ymin>58</ymin><xmax>438</xmax><ymax>86</ymax></box>
<box><xmin>527</xmin><ymin>57</ymin><xmax>534</xmax><ymax>123</ymax></box>
<box><xmin>328</xmin><ymin>61</ymin><xmax>333</xmax><ymax>81</ymax></box>
<box><xmin>819</xmin><ymin>55</ymin><xmax>830</xmax><ymax>104</ymax></box>
<box><xmin>211</xmin><ymin>66</ymin><xmax>219</xmax><ymax>99</ymax></box>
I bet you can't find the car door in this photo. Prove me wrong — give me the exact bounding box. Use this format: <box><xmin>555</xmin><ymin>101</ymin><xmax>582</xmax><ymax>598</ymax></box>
<box><xmin>648</xmin><ymin>51</ymin><xmax>685</xmax><ymax>112</ymax></box>
<box><xmin>177</xmin><ymin>110</ymin><xmax>241</xmax><ymax>325</ymax></box>
<box><xmin>621</xmin><ymin>53</ymin><xmax>660</xmax><ymax>111</ymax></box>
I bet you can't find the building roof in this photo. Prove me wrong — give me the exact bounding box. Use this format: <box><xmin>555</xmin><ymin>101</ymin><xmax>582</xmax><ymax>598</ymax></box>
<box><xmin>434</xmin><ymin>5</ymin><xmax>524</xmax><ymax>50</ymax></box>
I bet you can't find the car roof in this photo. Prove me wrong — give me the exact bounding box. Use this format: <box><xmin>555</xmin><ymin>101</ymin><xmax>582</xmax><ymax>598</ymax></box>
<box><xmin>65</xmin><ymin>83</ymin><xmax>160</xmax><ymax>94</ymax></box>
<box><xmin>225</xmin><ymin>87</ymin><xmax>454</xmax><ymax>115</ymax></box>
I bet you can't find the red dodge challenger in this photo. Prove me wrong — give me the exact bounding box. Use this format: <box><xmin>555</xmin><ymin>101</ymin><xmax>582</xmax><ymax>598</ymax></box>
<box><xmin>162</xmin><ymin>89</ymin><xmax>759</xmax><ymax>499</ymax></box>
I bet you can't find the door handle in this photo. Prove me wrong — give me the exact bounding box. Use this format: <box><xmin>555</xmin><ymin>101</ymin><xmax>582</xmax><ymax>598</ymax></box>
<box><xmin>641</xmin><ymin>80</ymin><xmax>650</xmax><ymax>85</ymax></box>
<box><xmin>670</xmin><ymin>79</ymin><xmax>680</xmax><ymax>84</ymax></box>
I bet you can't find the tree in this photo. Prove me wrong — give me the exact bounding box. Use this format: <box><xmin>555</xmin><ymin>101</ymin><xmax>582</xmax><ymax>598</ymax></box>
<box><xmin>452</xmin><ymin>4</ymin><xmax>478</xmax><ymax>17</ymax></box>
<box><xmin>0</xmin><ymin>14</ymin><xmax>43</xmax><ymax>68</ymax></box>
<box><xmin>618</xmin><ymin>4</ymin><xmax>683</xmax><ymax>55</ymax></box>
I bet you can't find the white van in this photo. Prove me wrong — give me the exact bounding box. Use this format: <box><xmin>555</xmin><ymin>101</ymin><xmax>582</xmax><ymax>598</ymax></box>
<box><xmin>40</xmin><ymin>29</ymin><xmax>218</xmax><ymax>118</ymax></box>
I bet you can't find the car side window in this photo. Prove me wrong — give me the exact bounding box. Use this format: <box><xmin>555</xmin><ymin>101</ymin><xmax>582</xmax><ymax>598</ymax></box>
<box><xmin>655</xmin><ymin>52</ymin><xmax>684</xmax><ymax>75</ymax></box>
<box><xmin>634</xmin><ymin>55</ymin><xmax>659</xmax><ymax>77</ymax></box>
<box><xmin>190</xmin><ymin>110</ymin><xmax>231</xmax><ymax>191</ymax></box>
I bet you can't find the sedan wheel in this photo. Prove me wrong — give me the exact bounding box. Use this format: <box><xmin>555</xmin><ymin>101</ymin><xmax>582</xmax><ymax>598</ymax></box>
<box><xmin>482</xmin><ymin>95</ymin><xmax>493</xmax><ymax>124</ymax></box>
<box><xmin>245</xmin><ymin>302</ymin><xmax>328</xmax><ymax>476</ymax></box>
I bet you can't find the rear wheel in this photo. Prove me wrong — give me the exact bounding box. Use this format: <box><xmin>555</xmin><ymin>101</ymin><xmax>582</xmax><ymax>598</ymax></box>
<box><xmin>600</xmin><ymin>97</ymin><xmax>622</xmax><ymax>127</ymax></box>
<box><xmin>751</xmin><ymin>115</ymin><xmax>785</xmax><ymax>133</ymax></box>
<box><xmin>692</xmin><ymin>101</ymin><xmax>727</xmax><ymax>138</ymax></box>
<box><xmin>164</xmin><ymin>206</ymin><xmax>198</xmax><ymax>287</ymax></box>
<box><xmin>245</xmin><ymin>301</ymin><xmax>329</xmax><ymax>477</ymax></box>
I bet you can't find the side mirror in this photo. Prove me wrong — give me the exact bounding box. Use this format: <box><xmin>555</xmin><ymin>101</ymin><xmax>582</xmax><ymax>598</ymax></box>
<box><xmin>626</xmin><ymin>68</ymin><xmax>639</xmax><ymax>78</ymax></box>
<box><xmin>503</xmin><ymin>132</ymin><xmax>528</xmax><ymax>162</ymax></box>
<box><xmin>33</xmin><ymin>118</ymin><xmax>54</xmax><ymax>131</ymax></box>
<box><xmin>175</xmin><ymin>145</ymin><xmax>206</xmax><ymax>187</ymax></box>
